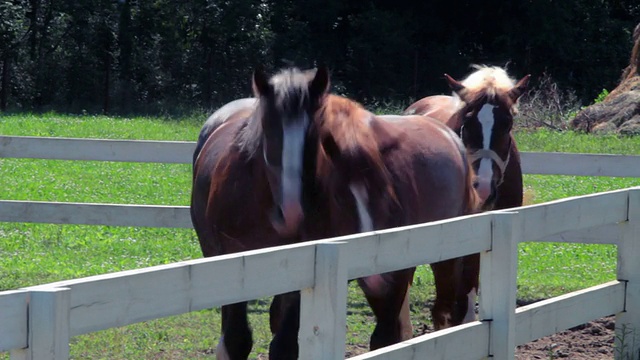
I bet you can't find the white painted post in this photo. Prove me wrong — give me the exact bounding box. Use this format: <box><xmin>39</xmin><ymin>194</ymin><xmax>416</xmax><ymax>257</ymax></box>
<box><xmin>616</xmin><ymin>188</ymin><xmax>640</xmax><ymax>360</ymax></box>
<box><xmin>10</xmin><ymin>287</ymin><xmax>71</xmax><ymax>360</ymax></box>
<box><xmin>479</xmin><ymin>212</ymin><xmax>519</xmax><ymax>360</ymax></box>
<box><xmin>299</xmin><ymin>241</ymin><xmax>348</xmax><ymax>359</ymax></box>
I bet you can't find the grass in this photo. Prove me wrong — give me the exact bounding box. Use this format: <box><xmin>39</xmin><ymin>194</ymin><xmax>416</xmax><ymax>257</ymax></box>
<box><xmin>1</xmin><ymin>113</ymin><xmax>639</xmax><ymax>358</ymax></box>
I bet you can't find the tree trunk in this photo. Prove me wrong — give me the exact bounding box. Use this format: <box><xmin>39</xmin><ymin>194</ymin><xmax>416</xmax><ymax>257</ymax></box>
<box><xmin>1</xmin><ymin>56</ymin><xmax>9</xmax><ymax>111</ymax></box>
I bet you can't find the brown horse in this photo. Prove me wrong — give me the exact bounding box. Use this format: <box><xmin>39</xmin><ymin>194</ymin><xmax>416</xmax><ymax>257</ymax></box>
<box><xmin>310</xmin><ymin>94</ymin><xmax>481</xmax><ymax>344</ymax></box>
<box><xmin>404</xmin><ymin>65</ymin><xmax>530</xmax><ymax>333</ymax></box>
<box><xmin>191</xmin><ymin>67</ymin><xmax>331</xmax><ymax>359</ymax></box>
<box><xmin>404</xmin><ymin>65</ymin><xmax>530</xmax><ymax>211</ymax></box>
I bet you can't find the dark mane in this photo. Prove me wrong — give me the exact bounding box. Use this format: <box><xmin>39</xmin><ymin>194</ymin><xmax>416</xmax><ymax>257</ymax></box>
<box><xmin>236</xmin><ymin>67</ymin><xmax>316</xmax><ymax>158</ymax></box>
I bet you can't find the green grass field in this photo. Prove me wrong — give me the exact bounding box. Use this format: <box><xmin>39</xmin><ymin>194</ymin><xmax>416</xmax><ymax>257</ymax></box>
<box><xmin>1</xmin><ymin>113</ymin><xmax>639</xmax><ymax>359</ymax></box>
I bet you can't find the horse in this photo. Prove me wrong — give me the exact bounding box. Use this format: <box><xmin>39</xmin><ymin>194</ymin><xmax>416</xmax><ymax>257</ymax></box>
<box><xmin>310</xmin><ymin>95</ymin><xmax>482</xmax><ymax>345</ymax></box>
<box><xmin>403</xmin><ymin>65</ymin><xmax>531</xmax><ymax>331</ymax></box>
<box><xmin>191</xmin><ymin>66</ymin><xmax>331</xmax><ymax>360</ymax></box>
<box><xmin>404</xmin><ymin>65</ymin><xmax>530</xmax><ymax>211</ymax></box>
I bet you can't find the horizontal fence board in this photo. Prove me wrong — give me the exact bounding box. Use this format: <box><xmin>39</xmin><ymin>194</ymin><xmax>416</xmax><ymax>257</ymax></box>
<box><xmin>0</xmin><ymin>290</ymin><xmax>29</xmax><ymax>351</ymax></box>
<box><xmin>513</xmin><ymin>188</ymin><xmax>629</xmax><ymax>242</ymax></box>
<box><xmin>348</xmin><ymin>321</ymin><xmax>489</xmax><ymax>360</ymax></box>
<box><xmin>0</xmin><ymin>200</ymin><xmax>192</xmax><ymax>228</ymax></box>
<box><xmin>521</xmin><ymin>152</ymin><xmax>640</xmax><ymax>177</ymax></box>
<box><xmin>0</xmin><ymin>136</ymin><xmax>194</xmax><ymax>164</ymax></box>
<box><xmin>533</xmin><ymin>222</ymin><xmax>624</xmax><ymax>245</ymax></box>
<box><xmin>515</xmin><ymin>280</ymin><xmax>626</xmax><ymax>346</ymax></box>
<box><xmin>3</xmin><ymin>136</ymin><xmax>640</xmax><ymax>178</ymax></box>
<box><xmin>25</xmin><ymin>243</ymin><xmax>318</xmax><ymax>336</ymax></box>
<box><xmin>339</xmin><ymin>213</ymin><xmax>492</xmax><ymax>280</ymax></box>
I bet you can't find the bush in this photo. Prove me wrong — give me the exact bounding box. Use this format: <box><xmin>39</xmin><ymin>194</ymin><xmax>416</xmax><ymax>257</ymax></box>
<box><xmin>515</xmin><ymin>73</ymin><xmax>583</xmax><ymax>131</ymax></box>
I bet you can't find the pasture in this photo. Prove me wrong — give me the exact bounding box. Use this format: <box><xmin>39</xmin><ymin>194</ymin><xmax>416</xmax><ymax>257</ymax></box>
<box><xmin>1</xmin><ymin>113</ymin><xmax>639</xmax><ymax>359</ymax></box>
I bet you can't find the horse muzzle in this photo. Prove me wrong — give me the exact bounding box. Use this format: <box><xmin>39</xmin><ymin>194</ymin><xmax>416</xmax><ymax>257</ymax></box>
<box><xmin>474</xmin><ymin>177</ymin><xmax>496</xmax><ymax>205</ymax></box>
<box><xmin>270</xmin><ymin>201</ymin><xmax>304</xmax><ymax>237</ymax></box>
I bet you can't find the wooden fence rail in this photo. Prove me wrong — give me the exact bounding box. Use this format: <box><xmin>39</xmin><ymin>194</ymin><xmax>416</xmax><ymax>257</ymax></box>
<box><xmin>1</xmin><ymin>188</ymin><xmax>639</xmax><ymax>359</ymax></box>
<box><xmin>2</xmin><ymin>135</ymin><xmax>640</xmax><ymax>177</ymax></box>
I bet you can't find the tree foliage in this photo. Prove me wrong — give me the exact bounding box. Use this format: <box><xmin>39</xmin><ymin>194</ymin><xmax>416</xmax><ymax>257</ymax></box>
<box><xmin>0</xmin><ymin>0</ymin><xmax>638</xmax><ymax>114</ymax></box>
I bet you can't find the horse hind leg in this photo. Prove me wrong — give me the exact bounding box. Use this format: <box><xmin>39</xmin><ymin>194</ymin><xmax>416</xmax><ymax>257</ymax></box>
<box><xmin>218</xmin><ymin>302</ymin><xmax>253</xmax><ymax>360</ymax></box>
<box><xmin>357</xmin><ymin>268</ymin><xmax>415</xmax><ymax>350</ymax></box>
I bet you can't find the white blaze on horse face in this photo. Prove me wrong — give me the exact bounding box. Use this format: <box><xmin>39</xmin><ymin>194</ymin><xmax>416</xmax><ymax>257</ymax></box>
<box><xmin>463</xmin><ymin>288</ymin><xmax>477</xmax><ymax>323</ymax></box>
<box><xmin>279</xmin><ymin>115</ymin><xmax>309</xmax><ymax>229</ymax></box>
<box><xmin>476</xmin><ymin>104</ymin><xmax>495</xmax><ymax>201</ymax></box>
<box><xmin>349</xmin><ymin>183</ymin><xmax>373</xmax><ymax>232</ymax></box>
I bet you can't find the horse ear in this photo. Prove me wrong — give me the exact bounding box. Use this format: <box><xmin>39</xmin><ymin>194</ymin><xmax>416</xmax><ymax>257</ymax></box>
<box><xmin>252</xmin><ymin>66</ymin><xmax>271</xmax><ymax>97</ymax></box>
<box><xmin>444</xmin><ymin>73</ymin><xmax>465</xmax><ymax>94</ymax></box>
<box><xmin>508</xmin><ymin>74</ymin><xmax>531</xmax><ymax>101</ymax></box>
<box><xmin>309</xmin><ymin>65</ymin><xmax>331</xmax><ymax>101</ymax></box>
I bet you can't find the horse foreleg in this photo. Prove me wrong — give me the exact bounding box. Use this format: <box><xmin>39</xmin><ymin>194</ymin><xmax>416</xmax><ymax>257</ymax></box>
<box><xmin>269</xmin><ymin>291</ymin><xmax>300</xmax><ymax>360</ymax></box>
<box><xmin>431</xmin><ymin>258</ymin><xmax>461</xmax><ymax>330</ymax></box>
<box><xmin>219</xmin><ymin>302</ymin><xmax>252</xmax><ymax>360</ymax></box>
<box><xmin>358</xmin><ymin>268</ymin><xmax>415</xmax><ymax>350</ymax></box>
<box><xmin>399</xmin><ymin>284</ymin><xmax>414</xmax><ymax>341</ymax></box>
<box><xmin>461</xmin><ymin>253</ymin><xmax>480</xmax><ymax>324</ymax></box>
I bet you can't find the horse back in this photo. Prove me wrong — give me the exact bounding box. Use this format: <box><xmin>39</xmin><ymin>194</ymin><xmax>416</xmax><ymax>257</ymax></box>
<box><xmin>404</xmin><ymin>95</ymin><xmax>458</xmax><ymax>128</ymax></box>
<box><xmin>193</xmin><ymin>98</ymin><xmax>257</xmax><ymax>167</ymax></box>
<box><xmin>191</xmin><ymin>112</ymin><xmax>285</xmax><ymax>255</ymax></box>
<box><xmin>374</xmin><ymin>114</ymin><xmax>478</xmax><ymax>221</ymax></box>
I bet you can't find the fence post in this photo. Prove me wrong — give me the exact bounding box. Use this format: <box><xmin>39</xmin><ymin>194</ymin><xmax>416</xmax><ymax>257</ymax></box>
<box><xmin>10</xmin><ymin>287</ymin><xmax>71</xmax><ymax>360</ymax></box>
<box><xmin>479</xmin><ymin>212</ymin><xmax>520</xmax><ymax>360</ymax></box>
<box><xmin>616</xmin><ymin>188</ymin><xmax>640</xmax><ymax>360</ymax></box>
<box><xmin>299</xmin><ymin>241</ymin><xmax>348</xmax><ymax>359</ymax></box>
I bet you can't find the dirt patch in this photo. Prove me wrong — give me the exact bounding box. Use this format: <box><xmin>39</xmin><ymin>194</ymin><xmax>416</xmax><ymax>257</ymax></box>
<box><xmin>515</xmin><ymin>317</ymin><xmax>615</xmax><ymax>359</ymax></box>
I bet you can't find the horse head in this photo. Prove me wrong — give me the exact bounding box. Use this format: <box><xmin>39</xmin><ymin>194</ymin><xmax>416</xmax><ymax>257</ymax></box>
<box><xmin>445</xmin><ymin>65</ymin><xmax>530</xmax><ymax>208</ymax></box>
<box><xmin>251</xmin><ymin>66</ymin><xmax>330</xmax><ymax>237</ymax></box>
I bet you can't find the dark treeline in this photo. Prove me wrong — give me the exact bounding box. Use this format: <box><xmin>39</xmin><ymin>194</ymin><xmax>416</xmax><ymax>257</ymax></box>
<box><xmin>0</xmin><ymin>0</ymin><xmax>638</xmax><ymax>115</ymax></box>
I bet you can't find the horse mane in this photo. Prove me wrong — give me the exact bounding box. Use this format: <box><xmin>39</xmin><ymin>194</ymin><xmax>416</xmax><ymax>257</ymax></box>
<box><xmin>237</xmin><ymin>67</ymin><xmax>316</xmax><ymax>158</ymax></box>
<box><xmin>318</xmin><ymin>95</ymin><xmax>397</xmax><ymax>201</ymax></box>
<box><xmin>452</xmin><ymin>64</ymin><xmax>520</xmax><ymax>115</ymax></box>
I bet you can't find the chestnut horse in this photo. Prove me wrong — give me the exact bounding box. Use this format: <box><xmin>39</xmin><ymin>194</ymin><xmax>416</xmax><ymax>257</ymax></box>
<box><xmin>404</xmin><ymin>65</ymin><xmax>530</xmax><ymax>331</ymax></box>
<box><xmin>404</xmin><ymin>65</ymin><xmax>530</xmax><ymax>211</ymax></box>
<box><xmin>311</xmin><ymin>95</ymin><xmax>481</xmax><ymax>342</ymax></box>
<box><xmin>191</xmin><ymin>67</ymin><xmax>330</xmax><ymax>360</ymax></box>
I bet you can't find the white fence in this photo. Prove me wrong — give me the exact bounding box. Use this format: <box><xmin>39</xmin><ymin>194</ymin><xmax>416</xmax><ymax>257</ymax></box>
<box><xmin>1</xmin><ymin>135</ymin><xmax>639</xmax><ymax>359</ymax></box>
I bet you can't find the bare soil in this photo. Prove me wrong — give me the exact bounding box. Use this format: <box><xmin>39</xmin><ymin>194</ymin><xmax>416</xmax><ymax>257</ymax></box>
<box><xmin>515</xmin><ymin>317</ymin><xmax>615</xmax><ymax>360</ymax></box>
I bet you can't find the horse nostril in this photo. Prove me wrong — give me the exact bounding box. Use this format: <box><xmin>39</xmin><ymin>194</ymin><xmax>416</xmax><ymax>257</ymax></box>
<box><xmin>472</xmin><ymin>181</ymin><xmax>479</xmax><ymax>189</ymax></box>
